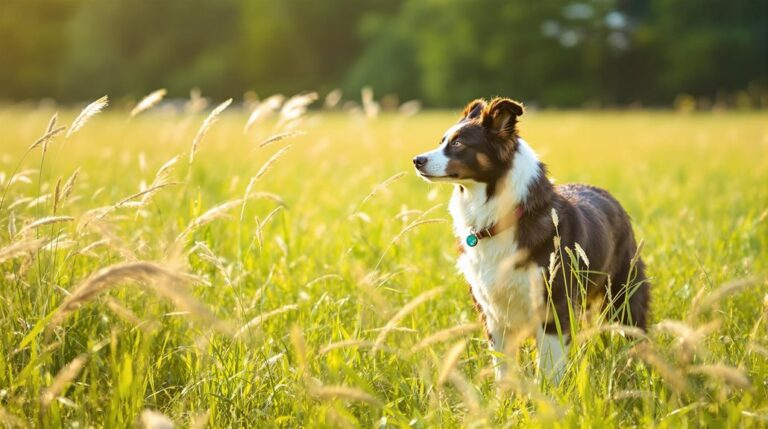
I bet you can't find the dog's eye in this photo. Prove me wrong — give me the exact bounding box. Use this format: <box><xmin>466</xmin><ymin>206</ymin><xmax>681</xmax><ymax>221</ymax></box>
<box><xmin>450</xmin><ymin>140</ymin><xmax>463</xmax><ymax>147</ymax></box>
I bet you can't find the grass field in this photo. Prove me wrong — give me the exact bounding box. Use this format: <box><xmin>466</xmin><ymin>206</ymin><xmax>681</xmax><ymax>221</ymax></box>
<box><xmin>1</xmin><ymin>100</ymin><xmax>767</xmax><ymax>428</ymax></box>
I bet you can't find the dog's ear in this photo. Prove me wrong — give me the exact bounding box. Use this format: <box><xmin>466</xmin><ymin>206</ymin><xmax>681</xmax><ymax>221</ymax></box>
<box><xmin>481</xmin><ymin>97</ymin><xmax>524</xmax><ymax>137</ymax></box>
<box><xmin>461</xmin><ymin>98</ymin><xmax>486</xmax><ymax>121</ymax></box>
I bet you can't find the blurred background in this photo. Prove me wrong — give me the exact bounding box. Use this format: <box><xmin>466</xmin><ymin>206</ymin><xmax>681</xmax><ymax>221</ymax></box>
<box><xmin>1</xmin><ymin>0</ymin><xmax>766</xmax><ymax>108</ymax></box>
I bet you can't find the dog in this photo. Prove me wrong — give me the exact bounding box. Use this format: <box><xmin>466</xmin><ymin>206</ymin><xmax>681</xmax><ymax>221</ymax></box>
<box><xmin>412</xmin><ymin>97</ymin><xmax>650</xmax><ymax>384</ymax></box>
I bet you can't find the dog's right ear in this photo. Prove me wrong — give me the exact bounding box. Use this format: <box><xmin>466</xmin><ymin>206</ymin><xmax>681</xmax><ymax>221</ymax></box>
<box><xmin>461</xmin><ymin>99</ymin><xmax>486</xmax><ymax>121</ymax></box>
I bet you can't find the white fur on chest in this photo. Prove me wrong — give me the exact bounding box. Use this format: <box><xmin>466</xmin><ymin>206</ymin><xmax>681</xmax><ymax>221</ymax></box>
<box><xmin>448</xmin><ymin>138</ymin><xmax>544</xmax><ymax>335</ymax></box>
<box><xmin>457</xmin><ymin>231</ymin><xmax>542</xmax><ymax>332</ymax></box>
<box><xmin>450</xmin><ymin>191</ymin><xmax>543</xmax><ymax>334</ymax></box>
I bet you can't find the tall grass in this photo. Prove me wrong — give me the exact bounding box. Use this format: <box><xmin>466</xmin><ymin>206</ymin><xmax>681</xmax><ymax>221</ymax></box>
<box><xmin>0</xmin><ymin>96</ymin><xmax>766</xmax><ymax>427</ymax></box>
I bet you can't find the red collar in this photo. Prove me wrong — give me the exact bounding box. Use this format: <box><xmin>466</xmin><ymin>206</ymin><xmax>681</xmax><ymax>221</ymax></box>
<box><xmin>465</xmin><ymin>206</ymin><xmax>524</xmax><ymax>247</ymax></box>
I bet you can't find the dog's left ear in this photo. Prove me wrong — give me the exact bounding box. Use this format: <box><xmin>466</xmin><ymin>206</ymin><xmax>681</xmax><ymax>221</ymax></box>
<box><xmin>481</xmin><ymin>98</ymin><xmax>524</xmax><ymax>137</ymax></box>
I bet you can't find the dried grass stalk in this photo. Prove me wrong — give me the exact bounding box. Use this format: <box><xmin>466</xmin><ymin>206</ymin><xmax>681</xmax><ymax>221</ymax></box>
<box><xmin>325</xmin><ymin>407</ymin><xmax>355</xmax><ymax>429</ymax></box>
<box><xmin>690</xmin><ymin>278</ymin><xmax>756</xmax><ymax>319</ymax></box>
<box><xmin>252</xmin><ymin>206</ymin><xmax>283</xmax><ymax>247</ymax></box>
<box><xmin>18</xmin><ymin>216</ymin><xmax>74</xmax><ymax>235</ymax></box>
<box><xmin>0</xmin><ymin>407</ymin><xmax>26</xmax><ymax>428</ymax></box>
<box><xmin>234</xmin><ymin>304</ymin><xmax>299</xmax><ymax>338</ymax></box>
<box><xmin>413</xmin><ymin>323</ymin><xmax>481</xmax><ymax>352</ymax></box>
<box><xmin>47</xmin><ymin>261</ymin><xmax>226</xmax><ymax>333</ymax></box>
<box><xmin>689</xmin><ymin>364</ymin><xmax>751</xmax><ymax>389</ymax></box>
<box><xmin>437</xmin><ymin>340</ymin><xmax>467</xmax><ymax>385</ymax></box>
<box><xmin>25</xmin><ymin>194</ymin><xmax>50</xmax><ymax>210</ymax></box>
<box><xmin>610</xmin><ymin>390</ymin><xmax>653</xmax><ymax>401</ymax></box>
<box><xmin>7</xmin><ymin>212</ymin><xmax>16</xmax><ymax>238</ymax></box>
<box><xmin>574</xmin><ymin>242</ymin><xmax>590</xmax><ymax>267</ymax></box>
<box><xmin>77</xmin><ymin>219</ymin><xmax>136</xmax><ymax>261</ymax></box>
<box><xmin>40</xmin><ymin>354</ymin><xmax>88</xmax><ymax>408</ymax></box>
<box><xmin>244</xmin><ymin>94</ymin><xmax>284</xmax><ymax>133</ymax></box>
<box><xmin>189</xmin><ymin>98</ymin><xmax>232</xmax><ymax>164</ymax></box>
<box><xmin>574</xmin><ymin>323</ymin><xmax>649</xmax><ymax>344</ymax></box>
<box><xmin>83</xmin><ymin>182</ymin><xmax>179</xmax><ymax>223</ymax></box>
<box><xmin>653</xmin><ymin>319</ymin><xmax>720</xmax><ymax>362</ymax></box>
<box><xmin>140</xmin><ymin>156</ymin><xmax>180</xmax><ymax>206</ymax></box>
<box><xmin>185</xmin><ymin>87</ymin><xmax>209</xmax><ymax>114</ymax></box>
<box><xmin>131</xmin><ymin>89</ymin><xmax>167</xmax><ymax>117</ymax></box>
<box><xmin>252</xmin><ymin>146</ymin><xmax>292</xmax><ymax>184</ymax></box>
<box><xmin>0</xmin><ymin>239</ymin><xmax>45</xmax><ymax>264</ymax></box>
<box><xmin>106</xmin><ymin>296</ymin><xmax>160</xmax><ymax>333</ymax></box>
<box><xmin>361</xmin><ymin>87</ymin><xmax>380</xmax><ymax>118</ymax></box>
<box><xmin>631</xmin><ymin>343</ymin><xmax>688</xmax><ymax>392</ymax></box>
<box><xmin>319</xmin><ymin>340</ymin><xmax>376</xmax><ymax>355</ymax></box>
<box><xmin>176</xmin><ymin>199</ymin><xmax>243</xmax><ymax>243</ymax></box>
<box><xmin>309</xmin><ymin>385</ymin><xmax>383</xmax><ymax>407</ymax></box>
<box><xmin>376</xmin><ymin>218</ymin><xmax>448</xmax><ymax>268</ymax></box>
<box><xmin>551</xmin><ymin>208</ymin><xmax>559</xmax><ymax>228</ymax></box>
<box><xmin>66</xmin><ymin>96</ymin><xmax>108</xmax><ymax>138</ymax></box>
<box><xmin>354</xmin><ymin>172</ymin><xmax>406</xmax><ymax>214</ymax></box>
<box><xmin>155</xmin><ymin>155</ymin><xmax>180</xmax><ymax>181</ymax></box>
<box><xmin>373</xmin><ymin>287</ymin><xmax>444</xmax><ymax>351</ymax></box>
<box><xmin>304</xmin><ymin>274</ymin><xmax>343</xmax><ymax>288</ymax></box>
<box><xmin>290</xmin><ymin>325</ymin><xmax>307</xmax><ymax>373</ymax></box>
<box><xmin>75</xmin><ymin>238</ymin><xmax>108</xmax><ymax>257</ymax></box>
<box><xmin>324</xmin><ymin>89</ymin><xmax>342</xmax><ymax>109</ymax></box>
<box><xmin>60</xmin><ymin>168</ymin><xmax>80</xmax><ymax>203</ymax></box>
<box><xmin>240</xmin><ymin>148</ymin><xmax>291</xmax><ymax>220</ymax></box>
<box><xmin>446</xmin><ymin>371</ymin><xmax>481</xmax><ymax>415</ymax></box>
<box><xmin>30</xmin><ymin>113</ymin><xmax>65</xmax><ymax>154</ymax></box>
<box><xmin>52</xmin><ymin>177</ymin><xmax>62</xmax><ymax>214</ymax></box>
<box><xmin>278</xmin><ymin>92</ymin><xmax>318</xmax><ymax>127</ymax></box>
<box><xmin>398</xmin><ymin>100</ymin><xmax>421</xmax><ymax>116</ymax></box>
<box><xmin>748</xmin><ymin>342</ymin><xmax>768</xmax><ymax>358</ymax></box>
<box><xmin>245</xmin><ymin>191</ymin><xmax>285</xmax><ymax>206</ymax></box>
<box><xmin>259</xmin><ymin>131</ymin><xmax>305</xmax><ymax>148</ymax></box>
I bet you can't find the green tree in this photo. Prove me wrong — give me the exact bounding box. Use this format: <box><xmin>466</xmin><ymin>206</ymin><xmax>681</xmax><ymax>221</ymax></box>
<box><xmin>649</xmin><ymin>0</ymin><xmax>767</xmax><ymax>101</ymax></box>
<box><xmin>62</xmin><ymin>0</ymin><xmax>239</xmax><ymax>100</ymax></box>
<box><xmin>0</xmin><ymin>0</ymin><xmax>79</xmax><ymax>100</ymax></box>
<box><xmin>345</xmin><ymin>0</ymin><xmax>644</xmax><ymax>106</ymax></box>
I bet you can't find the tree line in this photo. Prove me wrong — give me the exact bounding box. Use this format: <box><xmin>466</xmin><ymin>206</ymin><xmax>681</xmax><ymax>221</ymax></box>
<box><xmin>1</xmin><ymin>0</ymin><xmax>765</xmax><ymax>107</ymax></box>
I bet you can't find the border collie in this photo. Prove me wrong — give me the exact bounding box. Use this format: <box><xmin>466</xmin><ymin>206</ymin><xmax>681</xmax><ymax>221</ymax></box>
<box><xmin>413</xmin><ymin>98</ymin><xmax>650</xmax><ymax>384</ymax></box>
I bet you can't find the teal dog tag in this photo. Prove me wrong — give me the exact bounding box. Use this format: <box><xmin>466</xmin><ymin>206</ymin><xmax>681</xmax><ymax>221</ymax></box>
<box><xmin>466</xmin><ymin>234</ymin><xmax>478</xmax><ymax>247</ymax></box>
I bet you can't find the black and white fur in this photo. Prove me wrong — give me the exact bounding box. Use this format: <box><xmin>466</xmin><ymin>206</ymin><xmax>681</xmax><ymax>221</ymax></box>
<box><xmin>413</xmin><ymin>98</ymin><xmax>650</xmax><ymax>384</ymax></box>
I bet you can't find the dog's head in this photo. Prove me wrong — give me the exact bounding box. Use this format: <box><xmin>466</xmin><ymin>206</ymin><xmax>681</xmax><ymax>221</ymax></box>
<box><xmin>413</xmin><ymin>97</ymin><xmax>524</xmax><ymax>187</ymax></box>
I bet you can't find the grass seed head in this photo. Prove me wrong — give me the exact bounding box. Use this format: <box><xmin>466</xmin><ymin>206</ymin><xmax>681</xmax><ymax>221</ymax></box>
<box><xmin>309</xmin><ymin>385</ymin><xmax>383</xmax><ymax>408</ymax></box>
<box><xmin>689</xmin><ymin>364</ymin><xmax>751</xmax><ymax>390</ymax></box>
<box><xmin>40</xmin><ymin>354</ymin><xmax>88</xmax><ymax>408</ymax></box>
<box><xmin>437</xmin><ymin>340</ymin><xmax>467</xmax><ymax>385</ymax></box>
<box><xmin>47</xmin><ymin>261</ymin><xmax>228</xmax><ymax>334</ymax></box>
<box><xmin>66</xmin><ymin>96</ymin><xmax>108</xmax><ymax>138</ymax></box>
<box><xmin>189</xmin><ymin>98</ymin><xmax>232</xmax><ymax>164</ymax></box>
<box><xmin>131</xmin><ymin>89</ymin><xmax>167</xmax><ymax>117</ymax></box>
<box><xmin>412</xmin><ymin>323</ymin><xmax>481</xmax><ymax>352</ymax></box>
<box><xmin>234</xmin><ymin>304</ymin><xmax>299</xmax><ymax>338</ymax></box>
<box><xmin>373</xmin><ymin>287</ymin><xmax>444</xmax><ymax>351</ymax></box>
<box><xmin>140</xmin><ymin>409</ymin><xmax>175</xmax><ymax>429</ymax></box>
<box><xmin>0</xmin><ymin>238</ymin><xmax>45</xmax><ymax>264</ymax></box>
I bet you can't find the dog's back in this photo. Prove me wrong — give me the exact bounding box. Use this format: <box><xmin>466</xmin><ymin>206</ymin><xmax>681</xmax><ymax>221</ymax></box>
<box><xmin>536</xmin><ymin>184</ymin><xmax>650</xmax><ymax>333</ymax></box>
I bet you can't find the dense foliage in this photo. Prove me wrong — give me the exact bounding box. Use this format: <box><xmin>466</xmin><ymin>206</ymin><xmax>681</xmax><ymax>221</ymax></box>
<box><xmin>1</xmin><ymin>0</ymin><xmax>765</xmax><ymax>106</ymax></box>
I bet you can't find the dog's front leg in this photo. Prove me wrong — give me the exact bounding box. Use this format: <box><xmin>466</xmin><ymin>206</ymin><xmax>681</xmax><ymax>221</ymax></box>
<box><xmin>536</xmin><ymin>328</ymin><xmax>568</xmax><ymax>385</ymax></box>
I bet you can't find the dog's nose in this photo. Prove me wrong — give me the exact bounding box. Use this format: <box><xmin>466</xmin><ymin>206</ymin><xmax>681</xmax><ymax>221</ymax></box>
<box><xmin>413</xmin><ymin>156</ymin><xmax>427</xmax><ymax>168</ymax></box>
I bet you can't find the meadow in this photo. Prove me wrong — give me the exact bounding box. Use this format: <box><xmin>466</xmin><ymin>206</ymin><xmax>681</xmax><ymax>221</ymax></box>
<box><xmin>0</xmin><ymin>96</ymin><xmax>766</xmax><ymax>428</ymax></box>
